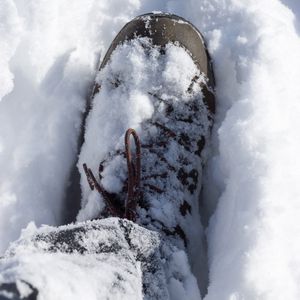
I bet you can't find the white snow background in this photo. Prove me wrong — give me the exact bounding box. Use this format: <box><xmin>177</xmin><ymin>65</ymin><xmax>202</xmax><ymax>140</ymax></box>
<box><xmin>0</xmin><ymin>0</ymin><xmax>300</xmax><ymax>299</ymax></box>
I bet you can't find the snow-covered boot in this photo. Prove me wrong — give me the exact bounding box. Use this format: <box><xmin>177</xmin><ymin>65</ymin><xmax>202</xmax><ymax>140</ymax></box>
<box><xmin>79</xmin><ymin>12</ymin><xmax>215</xmax><ymax>250</ymax></box>
<box><xmin>78</xmin><ymin>14</ymin><xmax>214</xmax><ymax>245</ymax></box>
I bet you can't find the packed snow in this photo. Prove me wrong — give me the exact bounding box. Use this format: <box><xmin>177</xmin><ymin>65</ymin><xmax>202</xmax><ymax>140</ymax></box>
<box><xmin>0</xmin><ymin>0</ymin><xmax>300</xmax><ymax>299</ymax></box>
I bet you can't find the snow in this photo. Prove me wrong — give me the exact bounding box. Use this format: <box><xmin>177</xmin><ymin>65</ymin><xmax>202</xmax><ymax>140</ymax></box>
<box><xmin>198</xmin><ymin>1</ymin><xmax>300</xmax><ymax>299</ymax></box>
<box><xmin>0</xmin><ymin>218</ymin><xmax>200</xmax><ymax>300</ymax></box>
<box><xmin>0</xmin><ymin>0</ymin><xmax>300</xmax><ymax>299</ymax></box>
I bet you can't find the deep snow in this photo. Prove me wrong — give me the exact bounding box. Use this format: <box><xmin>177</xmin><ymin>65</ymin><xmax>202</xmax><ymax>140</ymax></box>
<box><xmin>1</xmin><ymin>0</ymin><xmax>300</xmax><ymax>299</ymax></box>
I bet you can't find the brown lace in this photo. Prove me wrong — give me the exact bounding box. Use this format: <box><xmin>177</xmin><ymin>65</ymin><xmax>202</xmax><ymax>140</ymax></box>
<box><xmin>83</xmin><ymin>128</ymin><xmax>141</xmax><ymax>221</ymax></box>
<box><xmin>124</xmin><ymin>128</ymin><xmax>141</xmax><ymax>221</ymax></box>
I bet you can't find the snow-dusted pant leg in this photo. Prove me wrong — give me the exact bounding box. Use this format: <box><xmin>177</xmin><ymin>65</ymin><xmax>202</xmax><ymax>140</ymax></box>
<box><xmin>0</xmin><ymin>218</ymin><xmax>201</xmax><ymax>300</ymax></box>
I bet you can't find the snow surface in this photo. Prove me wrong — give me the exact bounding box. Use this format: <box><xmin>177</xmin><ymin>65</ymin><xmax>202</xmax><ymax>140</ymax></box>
<box><xmin>0</xmin><ymin>0</ymin><xmax>300</xmax><ymax>299</ymax></box>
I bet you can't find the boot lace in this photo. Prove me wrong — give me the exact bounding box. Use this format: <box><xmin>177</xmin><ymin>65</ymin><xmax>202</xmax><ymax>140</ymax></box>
<box><xmin>83</xmin><ymin>128</ymin><xmax>141</xmax><ymax>221</ymax></box>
